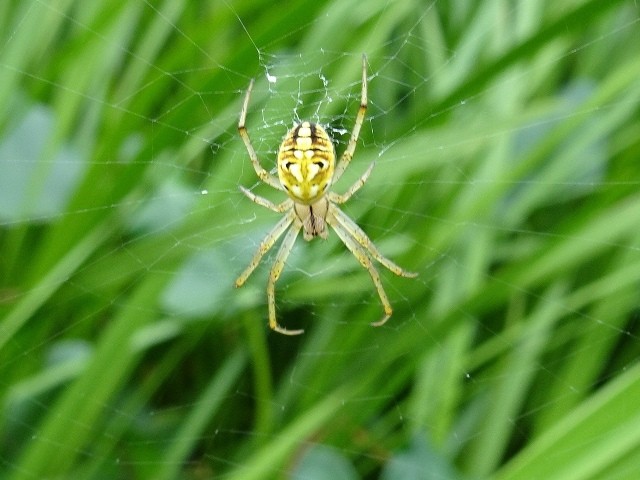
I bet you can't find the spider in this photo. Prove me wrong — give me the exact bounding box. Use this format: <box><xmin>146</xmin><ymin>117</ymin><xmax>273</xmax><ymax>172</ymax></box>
<box><xmin>235</xmin><ymin>54</ymin><xmax>417</xmax><ymax>335</ymax></box>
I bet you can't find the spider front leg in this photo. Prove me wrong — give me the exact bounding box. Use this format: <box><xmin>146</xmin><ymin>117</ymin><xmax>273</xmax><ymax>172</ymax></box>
<box><xmin>235</xmin><ymin>212</ymin><xmax>295</xmax><ymax>288</ymax></box>
<box><xmin>328</xmin><ymin>219</ymin><xmax>393</xmax><ymax>326</ymax></box>
<box><xmin>234</xmin><ymin>202</ymin><xmax>304</xmax><ymax>334</ymax></box>
<box><xmin>267</xmin><ymin>220</ymin><xmax>304</xmax><ymax>335</ymax></box>
<box><xmin>330</xmin><ymin>205</ymin><xmax>418</xmax><ymax>279</ymax></box>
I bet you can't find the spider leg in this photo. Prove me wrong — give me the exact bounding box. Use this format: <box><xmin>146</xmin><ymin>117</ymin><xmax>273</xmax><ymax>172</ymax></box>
<box><xmin>333</xmin><ymin>54</ymin><xmax>368</xmax><ymax>184</ymax></box>
<box><xmin>267</xmin><ymin>219</ymin><xmax>304</xmax><ymax>335</ymax></box>
<box><xmin>329</xmin><ymin>205</ymin><xmax>418</xmax><ymax>278</ymax></box>
<box><xmin>328</xmin><ymin>161</ymin><xmax>375</xmax><ymax>205</ymax></box>
<box><xmin>238</xmin><ymin>79</ymin><xmax>283</xmax><ymax>191</ymax></box>
<box><xmin>239</xmin><ymin>186</ymin><xmax>293</xmax><ymax>213</ymax></box>
<box><xmin>327</xmin><ymin>216</ymin><xmax>393</xmax><ymax>327</ymax></box>
<box><xmin>235</xmin><ymin>212</ymin><xmax>296</xmax><ymax>288</ymax></box>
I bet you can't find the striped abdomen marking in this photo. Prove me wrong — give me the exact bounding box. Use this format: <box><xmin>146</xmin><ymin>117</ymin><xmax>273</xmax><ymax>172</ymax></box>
<box><xmin>277</xmin><ymin>121</ymin><xmax>336</xmax><ymax>204</ymax></box>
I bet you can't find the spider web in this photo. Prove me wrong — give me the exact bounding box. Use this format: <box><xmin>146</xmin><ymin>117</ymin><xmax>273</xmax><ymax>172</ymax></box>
<box><xmin>1</xmin><ymin>1</ymin><xmax>640</xmax><ymax>479</ymax></box>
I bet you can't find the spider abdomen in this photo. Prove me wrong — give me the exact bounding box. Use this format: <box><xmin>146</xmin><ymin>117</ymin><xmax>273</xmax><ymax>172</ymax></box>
<box><xmin>277</xmin><ymin>121</ymin><xmax>335</xmax><ymax>204</ymax></box>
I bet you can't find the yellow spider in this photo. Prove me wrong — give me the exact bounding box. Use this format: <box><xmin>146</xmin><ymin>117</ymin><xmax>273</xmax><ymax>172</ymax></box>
<box><xmin>235</xmin><ymin>54</ymin><xmax>417</xmax><ymax>335</ymax></box>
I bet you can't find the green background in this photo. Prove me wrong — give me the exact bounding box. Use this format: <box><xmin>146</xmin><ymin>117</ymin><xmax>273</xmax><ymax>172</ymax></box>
<box><xmin>1</xmin><ymin>1</ymin><xmax>640</xmax><ymax>479</ymax></box>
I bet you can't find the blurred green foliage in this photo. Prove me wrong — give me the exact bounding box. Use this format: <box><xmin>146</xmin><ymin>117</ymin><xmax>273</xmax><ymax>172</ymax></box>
<box><xmin>1</xmin><ymin>1</ymin><xmax>640</xmax><ymax>479</ymax></box>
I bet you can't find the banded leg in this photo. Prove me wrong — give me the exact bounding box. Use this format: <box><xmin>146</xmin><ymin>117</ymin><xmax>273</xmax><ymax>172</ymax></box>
<box><xmin>329</xmin><ymin>205</ymin><xmax>417</xmax><ymax>278</ymax></box>
<box><xmin>267</xmin><ymin>219</ymin><xmax>304</xmax><ymax>335</ymax></box>
<box><xmin>235</xmin><ymin>212</ymin><xmax>295</xmax><ymax>288</ymax></box>
<box><xmin>328</xmin><ymin>161</ymin><xmax>375</xmax><ymax>205</ymax></box>
<box><xmin>329</xmin><ymin>218</ymin><xmax>393</xmax><ymax>327</ymax></box>
<box><xmin>333</xmin><ymin>54</ymin><xmax>368</xmax><ymax>183</ymax></box>
<box><xmin>239</xmin><ymin>186</ymin><xmax>292</xmax><ymax>213</ymax></box>
<box><xmin>238</xmin><ymin>79</ymin><xmax>283</xmax><ymax>191</ymax></box>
